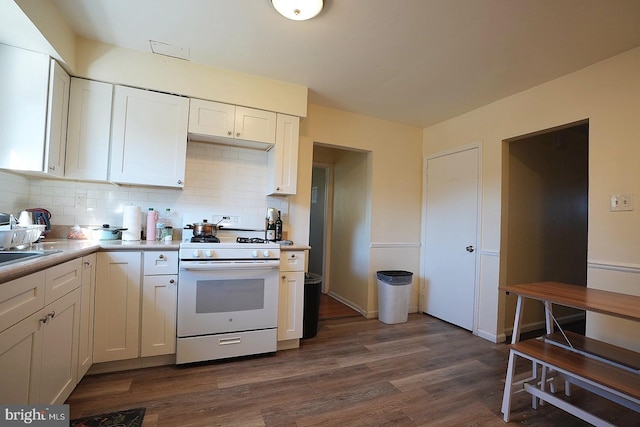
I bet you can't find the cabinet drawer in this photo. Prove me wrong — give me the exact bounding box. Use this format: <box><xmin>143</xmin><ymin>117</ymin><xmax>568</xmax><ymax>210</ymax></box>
<box><xmin>143</xmin><ymin>251</ymin><xmax>178</xmax><ymax>275</ymax></box>
<box><xmin>45</xmin><ymin>258</ymin><xmax>82</xmax><ymax>305</ymax></box>
<box><xmin>280</xmin><ymin>251</ymin><xmax>306</xmax><ymax>272</ymax></box>
<box><xmin>0</xmin><ymin>271</ymin><xmax>46</xmax><ymax>333</ymax></box>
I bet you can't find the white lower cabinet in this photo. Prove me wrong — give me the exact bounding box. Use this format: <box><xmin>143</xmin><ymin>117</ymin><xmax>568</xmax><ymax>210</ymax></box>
<box><xmin>77</xmin><ymin>254</ymin><xmax>96</xmax><ymax>379</ymax></box>
<box><xmin>0</xmin><ymin>309</ymin><xmax>44</xmax><ymax>404</ymax></box>
<box><xmin>141</xmin><ymin>251</ymin><xmax>178</xmax><ymax>357</ymax></box>
<box><xmin>94</xmin><ymin>251</ymin><xmax>142</xmax><ymax>363</ymax></box>
<box><xmin>277</xmin><ymin>251</ymin><xmax>306</xmax><ymax>341</ymax></box>
<box><xmin>94</xmin><ymin>250</ymin><xmax>178</xmax><ymax>363</ymax></box>
<box><xmin>0</xmin><ymin>259</ymin><xmax>82</xmax><ymax>405</ymax></box>
<box><xmin>39</xmin><ymin>287</ymin><xmax>81</xmax><ymax>404</ymax></box>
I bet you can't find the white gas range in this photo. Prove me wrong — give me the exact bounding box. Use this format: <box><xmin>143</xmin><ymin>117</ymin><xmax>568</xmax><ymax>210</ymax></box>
<box><xmin>176</xmin><ymin>235</ymin><xmax>281</xmax><ymax>364</ymax></box>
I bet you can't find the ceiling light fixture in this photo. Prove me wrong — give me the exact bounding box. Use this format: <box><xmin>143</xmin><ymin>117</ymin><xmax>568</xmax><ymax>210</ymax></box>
<box><xmin>272</xmin><ymin>0</ymin><xmax>323</xmax><ymax>21</ymax></box>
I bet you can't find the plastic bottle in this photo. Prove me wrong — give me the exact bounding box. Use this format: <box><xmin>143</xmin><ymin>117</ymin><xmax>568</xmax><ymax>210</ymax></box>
<box><xmin>275</xmin><ymin>211</ymin><xmax>283</xmax><ymax>241</ymax></box>
<box><xmin>159</xmin><ymin>208</ymin><xmax>174</xmax><ymax>241</ymax></box>
<box><xmin>146</xmin><ymin>208</ymin><xmax>157</xmax><ymax>241</ymax></box>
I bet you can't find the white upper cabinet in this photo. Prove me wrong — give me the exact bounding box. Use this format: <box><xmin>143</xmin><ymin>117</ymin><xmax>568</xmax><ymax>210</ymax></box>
<box><xmin>0</xmin><ymin>44</ymin><xmax>69</xmax><ymax>177</ymax></box>
<box><xmin>234</xmin><ymin>106</ymin><xmax>276</xmax><ymax>144</ymax></box>
<box><xmin>268</xmin><ymin>114</ymin><xmax>300</xmax><ymax>195</ymax></box>
<box><xmin>110</xmin><ymin>86</ymin><xmax>189</xmax><ymax>188</ymax></box>
<box><xmin>188</xmin><ymin>99</ymin><xmax>276</xmax><ymax>149</ymax></box>
<box><xmin>188</xmin><ymin>99</ymin><xmax>235</xmax><ymax>138</ymax></box>
<box><xmin>65</xmin><ymin>78</ymin><xmax>113</xmax><ymax>181</ymax></box>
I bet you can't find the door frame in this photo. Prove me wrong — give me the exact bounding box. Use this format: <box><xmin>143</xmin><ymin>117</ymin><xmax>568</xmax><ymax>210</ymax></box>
<box><xmin>312</xmin><ymin>162</ymin><xmax>334</xmax><ymax>293</ymax></box>
<box><xmin>420</xmin><ymin>142</ymin><xmax>483</xmax><ymax>333</ymax></box>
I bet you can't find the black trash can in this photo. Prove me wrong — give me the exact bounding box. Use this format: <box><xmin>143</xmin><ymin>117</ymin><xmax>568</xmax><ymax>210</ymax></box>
<box><xmin>302</xmin><ymin>272</ymin><xmax>322</xmax><ymax>339</ymax></box>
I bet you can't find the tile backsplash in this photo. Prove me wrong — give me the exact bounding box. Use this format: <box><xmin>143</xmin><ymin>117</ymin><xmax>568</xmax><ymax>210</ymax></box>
<box><xmin>0</xmin><ymin>141</ymin><xmax>288</xmax><ymax>236</ymax></box>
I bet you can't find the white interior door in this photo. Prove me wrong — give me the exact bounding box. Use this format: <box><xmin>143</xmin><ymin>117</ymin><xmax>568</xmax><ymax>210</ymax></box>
<box><xmin>423</xmin><ymin>146</ymin><xmax>480</xmax><ymax>331</ymax></box>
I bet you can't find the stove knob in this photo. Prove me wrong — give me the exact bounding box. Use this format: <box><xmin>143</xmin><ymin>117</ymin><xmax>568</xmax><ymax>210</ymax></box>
<box><xmin>192</xmin><ymin>249</ymin><xmax>201</xmax><ymax>258</ymax></box>
<box><xmin>204</xmin><ymin>249</ymin><xmax>213</xmax><ymax>257</ymax></box>
<box><xmin>252</xmin><ymin>250</ymin><xmax>259</xmax><ymax>258</ymax></box>
<box><xmin>263</xmin><ymin>250</ymin><xmax>270</xmax><ymax>258</ymax></box>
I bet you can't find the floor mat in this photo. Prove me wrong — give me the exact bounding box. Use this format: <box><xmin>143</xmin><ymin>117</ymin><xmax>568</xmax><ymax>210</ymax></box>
<box><xmin>70</xmin><ymin>407</ymin><xmax>145</xmax><ymax>427</ymax></box>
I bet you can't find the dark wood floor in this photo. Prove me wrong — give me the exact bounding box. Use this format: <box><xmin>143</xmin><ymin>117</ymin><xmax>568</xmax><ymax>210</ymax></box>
<box><xmin>66</xmin><ymin>305</ymin><xmax>637</xmax><ymax>426</ymax></box>
<box><xmin>318</xmin><ymin>293</ymin><xmax>360</xmax><ymax>320</ymax></box>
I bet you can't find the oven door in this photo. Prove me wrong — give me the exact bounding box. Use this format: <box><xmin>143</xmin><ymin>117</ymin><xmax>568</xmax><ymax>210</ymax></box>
<box><xmin>177</xmin><ymin>261</ymin><xmax>279</xmax><ymax>337</ymax></box>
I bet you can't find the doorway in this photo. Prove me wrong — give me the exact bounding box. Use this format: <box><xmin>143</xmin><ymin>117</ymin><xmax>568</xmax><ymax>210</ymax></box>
<box><xmin>310</xmin><ymin>144</ymin><xmax>370</xmax><ymax>315</ymax></box>
<box><xmin>502</xmin><ymin>121</ymin><xmax>589</xmax><ymax>334</ymax></box>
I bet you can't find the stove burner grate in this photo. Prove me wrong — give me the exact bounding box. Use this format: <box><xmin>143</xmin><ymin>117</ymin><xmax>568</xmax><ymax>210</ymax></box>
<box><xmin>236</xmin><ymin>237</ymin><xmax>270</xmax><ymax>244</ymax></box>
<box><xmin>190</xmin><ymin>235</ymin><xmax>220</xmax><ymax>243</ymax></box>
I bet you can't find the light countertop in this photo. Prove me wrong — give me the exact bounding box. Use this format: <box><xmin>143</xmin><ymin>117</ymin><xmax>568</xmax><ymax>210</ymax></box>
<box><xmin>0</xmin><ymin>239</ymin><xmax>179</xmax><ymax>285</ymax></box>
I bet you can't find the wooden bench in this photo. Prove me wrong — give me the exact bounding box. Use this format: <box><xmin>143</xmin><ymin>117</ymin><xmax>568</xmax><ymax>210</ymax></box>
<box><xmin>544</xmin><ymin>330</ymin><xmax>640</xmax><ymax>373</ymax></box>
<box><xmin>502</xmin><ymin>338</ymin><xmax>640</xmax><ymax>426</ymax></box>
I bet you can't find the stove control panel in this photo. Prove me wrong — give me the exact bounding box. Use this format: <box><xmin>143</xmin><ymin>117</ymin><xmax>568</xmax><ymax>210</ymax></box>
<box><xmin>179</xmin><ymin>243</ymin><xmax>280</xmax><ymax>261</ymax></box>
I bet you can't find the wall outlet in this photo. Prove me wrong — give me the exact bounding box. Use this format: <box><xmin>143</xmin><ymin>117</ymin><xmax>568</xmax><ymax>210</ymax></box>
<box><xmin>212</xmin><ymin>215</ymin><xmax>239</xmax><ymax>224</ymax></box>
<box><xmin>610</xmin><ymin>193</ymin><xmax>633</xmax><ymax>212</ymax></box>
<box><xmin>74</xmin><ymin>192</ymin><xmax>86</xmax><ymax>208</ymax></box>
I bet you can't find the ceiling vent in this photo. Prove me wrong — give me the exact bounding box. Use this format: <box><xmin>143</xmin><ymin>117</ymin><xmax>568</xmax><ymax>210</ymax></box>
<box><xmin>149</xmin><ymin>40</ymin><xmax>190</xmax><ymax>61</ymax></box>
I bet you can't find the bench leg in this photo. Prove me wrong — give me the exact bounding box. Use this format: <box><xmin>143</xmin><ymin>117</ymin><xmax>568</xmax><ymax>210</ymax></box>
<box><xmin>501</xmin><ymin>350</ymin><xmax>518</xmax><ymax>421</ymax></box>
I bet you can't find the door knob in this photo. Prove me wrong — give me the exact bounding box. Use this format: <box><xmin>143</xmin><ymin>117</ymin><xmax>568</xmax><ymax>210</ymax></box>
<box><xmin>466</xmin><ymin>246</ymin><xmax>475</xmax><ymax>253</ymax></box>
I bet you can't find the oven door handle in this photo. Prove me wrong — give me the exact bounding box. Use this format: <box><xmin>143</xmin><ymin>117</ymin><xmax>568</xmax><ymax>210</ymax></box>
<box><xmin>180</xmin><ymin>261</ymin><xmax>280</xmax><ymax>271</ymax></box>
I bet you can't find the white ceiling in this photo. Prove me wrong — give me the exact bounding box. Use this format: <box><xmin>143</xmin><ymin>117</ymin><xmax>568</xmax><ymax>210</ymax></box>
<box><xmin>40</xmin><ymin>1</ymin><xmax>640</xmax><ymax>127</ymax></box>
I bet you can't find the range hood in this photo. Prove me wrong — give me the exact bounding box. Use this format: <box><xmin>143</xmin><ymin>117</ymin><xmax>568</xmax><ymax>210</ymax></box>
<box><xmin>188</xmin><ymin>133</ymin><xmax>274</xmax><ymax>151</ymax></box>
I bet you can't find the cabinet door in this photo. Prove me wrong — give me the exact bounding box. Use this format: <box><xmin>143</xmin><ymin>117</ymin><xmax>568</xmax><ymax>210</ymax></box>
<box><xmin>0</xmin><ymin>44</ymin><xmax>50</xmax><ymax>172</ymax></box>
<box><xmin>0</xmin><ymin>271</ymin><xmax>45</xmax><ymax>333</ymax></box>
<box><xmin>65</xmin><ymin>78</ymin><xmax>113</xmax><ymax>181</ymax></box>
<box><xmin>280</xmin><ymin>250</ymin><xmax>306</xmax><ymax>272</ymax></box>
<box><xmin>0</xmin><ymin>310</ymin><xmax>44</xmax><ymax>404</ymax></box>
<box><xmin>188</xmin><ymin>98</ymin><xmax>235</xmax><ymax>138</ymax></box>
<box><xmin>45</xmin><ymin>258</ymin><xmax>82</xmax><ymax>305</ymax></box>
<box><xmin>143</xmin><ymin>251</ymin><xmax>179</xmax><ymax>275</ymax></box>
<box><xmin>44</xmin><ymin>59</ymin><xmax>70</xmax><ymax>177</ymax></box>
<box><xmin>77</xmin><ymin>254</ymin><xmax>96</xmax><ymax>380</ymax></box>
<box><xmin>235</xmin><ymin>106</ymin><xmax>276</xmax><ymax>144</ymax></box>
<box><xmin>268</xmin><ymin>114</ymin><xmax>300</xmax><ymax>195</ymax></box>
<box><xmin>277</xmin><ymin>271</ymin><xmax>304</xmax><ymax>341</ymax></box>
<box><xmin>110</xmin><ymin>86</ymin><xmax>188</xmax><ymax>188</ymax></box>
<box><xmin>39</xmin><ymin>287</ymin><xmax>80</xmax><ymax>405</ymax></box>
<box><xmin>94</xmin><ymin>252</ymin><xmax>142</xmax><ymax>362</ymax></box>
<box><xmin>141</xmin><ymin>275</ymin><xmax>177</xmax><ymax>357</ymax></box>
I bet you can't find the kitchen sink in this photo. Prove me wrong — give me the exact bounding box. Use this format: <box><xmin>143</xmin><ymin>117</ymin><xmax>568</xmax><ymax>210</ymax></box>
<box><xmin>0</xmin><ymin>250</ymin><xmax>61</xmax><ymax>267</ymax></box>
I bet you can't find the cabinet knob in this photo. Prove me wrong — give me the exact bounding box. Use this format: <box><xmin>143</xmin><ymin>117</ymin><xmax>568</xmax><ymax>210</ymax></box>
<box><xmin>84</xmin><ymin>261</ymin><xmax>90</xmax><ymax>266</ymax></box>
<box><xmin>227</xmin><ymin>131</ymin><xmax>232</xmax><ymax>136</ymax></box>
<box><xmin>48</xmin><ymin>311</ymin><xmax>56</xmax><ymax>319</ymax></box>
<box><xmin>282</xmin><ymin>275</ymin><xmax>286</xmax><ymax>280</ymax></box>
<box><xmin>39</xmin><ymin>316</ymin><xmax>49</xmax><ymax>325</ymax></box>
<box><xmin>49</xmin><ymin>165</ymin><xmax>56</xmax><ymax>171</ymax></box>
<box><xmin>169</xmin><ymin>279</ymin><xmax>175</xmax><ymax>284</ymax></box>
<box><xmin>236</xmin><ymin>132</ymin><xmax>240</xmax><ymax>137</ymax></box>
<box><xmin>159</xmin><ymin>254</ymin><xmax>165</xmax><ymax>259</ymax></box>
<box><xmin>177</xmin><ymin>179</ymin><xmax>183</xmax><ymax>185</ymax></box>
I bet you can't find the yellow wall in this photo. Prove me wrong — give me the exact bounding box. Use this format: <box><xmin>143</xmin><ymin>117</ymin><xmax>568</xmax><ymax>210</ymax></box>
<box><xmin>300</xmin><ymin>104</ymin><xmax>423</xmax><ymax>316</ymax></box>
<box><xmin>423</xmin><ymin>47</ymin><xmax>640</xmax><ymax>350</ymax></box>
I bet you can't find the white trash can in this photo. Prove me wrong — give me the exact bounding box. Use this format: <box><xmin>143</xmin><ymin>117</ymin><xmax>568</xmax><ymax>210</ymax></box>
<box><xmin>376</xmin><ymin>270</ymin><xmax>413</xmax><ymax>324</ymax></box>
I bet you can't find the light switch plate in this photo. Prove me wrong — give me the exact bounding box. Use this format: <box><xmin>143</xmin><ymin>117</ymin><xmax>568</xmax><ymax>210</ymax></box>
<box><xmin>610</xmin><ymin>193</ymin><xmax>634</xmax><ymax>211</ymax></box>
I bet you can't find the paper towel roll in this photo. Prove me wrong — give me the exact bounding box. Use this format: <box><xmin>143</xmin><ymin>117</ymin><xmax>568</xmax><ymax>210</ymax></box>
<box><xmin>122</xmin><ymin>206</ymin><xmax>141</xmax><ymax>241</ymax></box>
